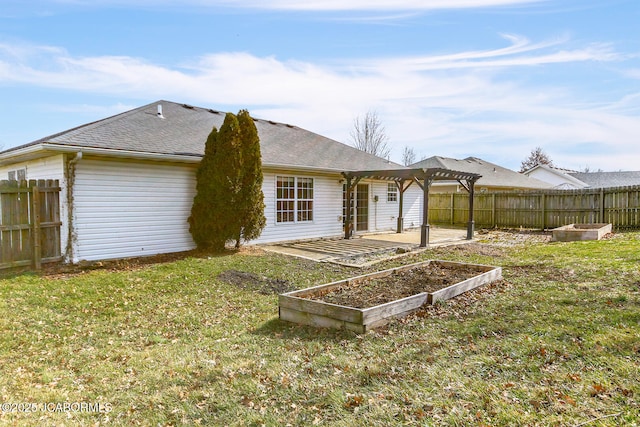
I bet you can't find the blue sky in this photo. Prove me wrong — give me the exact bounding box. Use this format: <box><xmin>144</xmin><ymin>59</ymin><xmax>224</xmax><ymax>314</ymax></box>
<box><xmin>1</xmin><ymin>0</ymin><xmax>639</xmax><ymax>171</ymax></box>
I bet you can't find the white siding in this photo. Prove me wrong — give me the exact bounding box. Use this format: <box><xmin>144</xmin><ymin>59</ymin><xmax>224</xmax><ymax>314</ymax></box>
<box><xmin>402</xmin><ymin>186</ymin><xmax>423</xmax><ymax>229</ymax></box>
<box><xmin>367</xmin><ymin>180</ymin><xmax>423</xmax><ymax>231</ymax></box>
<box><xmin>72</xmin><ymin>158</ymin><xmax>197</xmax><ymax>262</ymax></box>
<box><xmin>0</xmin><ymin>155</ymin><xmax>65</xmax><ymax>182</ymax></box>
<box><xmin>71</xmin><ymin>160</ymin><xmax>348</xmax><ymax>260</ymax></box>
<box><xmin>0</xmin><ymin>155</ymin><xmax>68</xmax><ymax>257</ymax></box>
<box><xmin>526</xmin><ymin>168</ymin><xmax>584</xmax><ymax>189</ymax></box>
<box><xmin>258</xmin><ymin>171</ymin><xmax>344</xmax><ymax>243</ymax></box>
<box><xmin>368</xmin><ymin>180</ymin><xmax>397</xmax><ymax>231</ymax></box>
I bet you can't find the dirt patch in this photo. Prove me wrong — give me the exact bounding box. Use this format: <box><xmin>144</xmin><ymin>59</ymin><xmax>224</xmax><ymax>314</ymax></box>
<box><xmin>475</xmin><ymin>229</ymin><xmax>552</xmax><ymax>246</ymax></box>
<box><xmin>218</xmin><ymin>270</ymin><xmax>295</xmax><ymax>295</ymax></box>
<box><xmin>30</xmin><ymin>246</ymin><xmax>267</xmax><ymax>279</ymax></box>
<box><xmin>434</xmin><ymin>242</ymin><xmax>506</xmax><ymax>258</ymax></box>
<box><xmin>307</xmin><ymin>262</ymin><xmax>489</xmax><ymax>309</ymax></box>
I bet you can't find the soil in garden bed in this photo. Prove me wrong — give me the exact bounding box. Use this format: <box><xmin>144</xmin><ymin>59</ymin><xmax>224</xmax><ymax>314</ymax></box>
<box><xmin>309</xmin><ymin>262</ymin><xmax>488</xmax><ymax>309</ymax></box>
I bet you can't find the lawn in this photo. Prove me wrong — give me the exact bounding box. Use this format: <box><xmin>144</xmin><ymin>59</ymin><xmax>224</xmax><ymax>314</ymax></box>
<box><xmin>0</xmin><ymin>231</ymin><xmax>638</xmax><ymax>426</ymax></box>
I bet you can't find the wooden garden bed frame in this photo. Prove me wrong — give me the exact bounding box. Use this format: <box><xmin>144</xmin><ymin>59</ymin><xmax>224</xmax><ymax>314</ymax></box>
<box><xmin>551</xmin><ymin>223</ymin><xmax>612</xmax><ymax>242</ymax></box>
<box><xmin>279</xmin><ymin>260</ymin><xmax>502</xmax><ymax>333</ymax></box>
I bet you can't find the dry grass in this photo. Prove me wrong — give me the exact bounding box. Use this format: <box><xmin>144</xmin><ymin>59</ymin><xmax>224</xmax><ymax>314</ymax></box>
<box><xmin>0</xmin><ymin>231</ymin><xmax>638</xmax><ymax>426</ymax></box>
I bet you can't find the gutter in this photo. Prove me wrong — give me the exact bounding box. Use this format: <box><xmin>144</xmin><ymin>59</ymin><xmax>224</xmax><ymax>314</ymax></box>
<box><xmin>0</xmin><ymin>143</ymin><xmax>203</xmax><ymax>165</ymax></box>
<box><xmin>64</xmin><ymin>151</ymin><xmax>83</xmax><ymax>263</ymax></box>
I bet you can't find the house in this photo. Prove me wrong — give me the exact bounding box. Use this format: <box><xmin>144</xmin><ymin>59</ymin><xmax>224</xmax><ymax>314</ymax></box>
<box><xmin>0</xmin><ymin>101</ymin><xmax>429</xmax><ymax>263</ymax></box>
<box><xmin>410</xmin><ymin>156</ymin><xmax>553</xmax><ymax>192</ymax></box>
<box><xmin>524</xmin><ymin>164</ymin><xmax>640</xmax><ymax>189</ymax></box>
<box><xmin>521</xmin><ymin>164</ymin><xmax>587</xmax><ymax>189</ymax></box>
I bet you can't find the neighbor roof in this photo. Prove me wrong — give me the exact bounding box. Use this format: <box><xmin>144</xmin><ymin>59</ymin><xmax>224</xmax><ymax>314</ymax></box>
<box><xmin>0</xmin><ymin>100</ymin><xmax>401</xmax><ymax>172</ymax></box>
<box><xmin>411</xmin><ymin>156</ymin><xmax>553</xmax><ymax>190</ymax></box>
<box><xmin>568</xmin><ymin>171</ymin><xmax>640</xmax><ymax>188</ymax></box>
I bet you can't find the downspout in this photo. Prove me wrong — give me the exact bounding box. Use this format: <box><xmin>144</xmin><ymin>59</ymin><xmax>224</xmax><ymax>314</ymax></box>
<box><xmin>65</xmin><ymin>151</ymin><xmax>82</xmax><ymax>263</ymax></box>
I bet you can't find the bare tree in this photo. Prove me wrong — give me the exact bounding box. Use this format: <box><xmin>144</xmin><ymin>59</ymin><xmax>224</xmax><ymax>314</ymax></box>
<box><xmin>350</xmin><ymin>110</ymin><xmax>391</xmax><ymax>159</ymax></box>
<box><xmin>519</xmin><ymin>146</ymin><xmax>553</xmax><ymax>172</ymax></box>
<box><xmin>401</xmin><ymin>146</ymin><xmax>416</xmax><ymax>166</ymax></box>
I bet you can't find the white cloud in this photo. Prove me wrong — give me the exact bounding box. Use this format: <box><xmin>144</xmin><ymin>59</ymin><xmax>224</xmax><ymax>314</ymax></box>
<box><xmin>0</xmin><ymin>35</ymin><xmax>638</xmax><ymax>171</ymax></box>
<box><xmin>208</xmin><ymin>0</ymin><xmax>545</xmax><ymax>11</ymax></box>
<box><xmin>50</xmin><ymin>0</ymin><xmax>547</xmax><ymax>11</ymax></box>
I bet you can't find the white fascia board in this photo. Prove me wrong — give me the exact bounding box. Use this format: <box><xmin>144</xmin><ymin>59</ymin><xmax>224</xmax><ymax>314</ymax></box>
<box><xmin>0</xmin><ymin>143</ymin><xmax>203</xmax><ymax>165</ymax></box>
<box><xmin>1</xmin><ymin>143</ymin><xmax>397</xmax><ymax>175</ymax></box>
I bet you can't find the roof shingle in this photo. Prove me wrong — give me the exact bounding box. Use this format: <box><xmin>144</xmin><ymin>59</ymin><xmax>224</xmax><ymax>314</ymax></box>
<box><xmin>568</xmin><ymin>171</ymin><xmax>640</xmax><ymax>188</ymax></box>
<box><xmin>411</xmin><ymin>156</ymin><xmax>552</xmax><ymax>190</ymax></box>
<box><xmin>3</xmin><ymin>100</ymin><xmax>401</xmax><ymax>172</ymax></box>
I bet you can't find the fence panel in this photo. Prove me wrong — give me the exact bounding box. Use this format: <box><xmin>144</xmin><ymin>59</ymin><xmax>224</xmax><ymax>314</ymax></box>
<box><xmin>605</xmin><ymin>186</ymin><xmax>640</xmax><ymax>229</ymax></box>
<box><xmin>427</xmin><ymin>185</ymin><xmax>640</xmax><ymax>230</ymax></box>
<box><xmin>0</xmin><ymin>179</ymin><xmax>62</xmax><ymax>270</ymax></box>
<box><xmin>429</xmin><ymin>193</ymin><xmax>453</xmax><ymax>225</ymax></box>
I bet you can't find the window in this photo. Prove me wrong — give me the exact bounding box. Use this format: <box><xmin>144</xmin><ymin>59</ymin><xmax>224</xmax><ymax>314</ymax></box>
<box><xmin>7</xmin><ymin>169</ymin><xmax>26</xmax><ymax>181</ymax></box>
<box><xmin>276</xmin><ymin>176</ymin><xmax>314</xmax><ymax>223</ymax></box>
<box><xmin>296</xmin><ymin>178</ymin><xmax>314</xmax><ymax>222</ymax></box>
<box><xmin>387</xmin><ymin>182</ymin><xmax>398</xmax><ymax>202</ymax></box>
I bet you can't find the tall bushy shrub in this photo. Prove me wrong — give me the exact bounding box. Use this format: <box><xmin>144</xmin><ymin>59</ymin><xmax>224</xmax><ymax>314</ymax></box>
<box><xmin>234</xmin><ymin>109</ymin><xmax>266</xmax><ymax>247</ymax></box>
<box><xmin>188</xmin><ymin>110</ymin><xmax>265</xmax><ymax>250</ymax></box>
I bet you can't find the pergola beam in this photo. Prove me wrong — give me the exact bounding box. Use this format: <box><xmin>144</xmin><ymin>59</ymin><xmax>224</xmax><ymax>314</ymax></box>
<box><xmin>342</xmin><ymin>168</ymin><xmax>482</xmax><ymax>245</ymax></box>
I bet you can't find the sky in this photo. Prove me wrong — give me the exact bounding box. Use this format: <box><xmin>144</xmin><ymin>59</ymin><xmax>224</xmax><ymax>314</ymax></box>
<box><xmin>0</xmin><ymin>0</ymin><xmax>639</xmax><ymax>172</ymax></box>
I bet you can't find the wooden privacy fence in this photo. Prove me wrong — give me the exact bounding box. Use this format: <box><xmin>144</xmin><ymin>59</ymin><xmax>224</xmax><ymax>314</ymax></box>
<box><xmin>0</xmin><ymin>179</ymin><xmax>62</xmax><ymax>270</ymax></box>
<box><xmin>429</xmin><ymin>185</ymin><xmax>640</xmax><ymax>230</ymax></box>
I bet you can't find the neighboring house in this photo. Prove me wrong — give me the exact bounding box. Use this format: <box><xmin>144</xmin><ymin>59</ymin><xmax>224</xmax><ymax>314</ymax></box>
<box><xmin>524</xmin><ymin>164</ymin><xmax>640</xmax><ymax>189</ymax></box>
<box><xmin>411</xmin><ymin>156</ymin><xmax>553</xmax><ymax>192</ymax></box>
<box><xmin>0</xmin><ymin>101</ymin><xmax>426</xmax><ymax>263</ymax></box>
<box><xmin>522</xmin><ymin>164</ymin><xmax>588</xmax><ymax>189</ymax></box>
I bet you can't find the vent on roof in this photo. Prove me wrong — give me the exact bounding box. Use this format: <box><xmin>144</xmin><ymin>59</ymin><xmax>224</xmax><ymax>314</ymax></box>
<box><xmin>182</xmin><ymin>104</ymin><xmax>194</xmax><ymax>110</ymax></box>
<box><xmin>208</xmin><ymin>109</ymin><xmax>221</xmax><ymax>114</ymax></box>
<box><xmin>157</xmin><ymin>104</ymin><xmax>165</xmax><ymax>119</ymax></box>
<box><xmin>268</xmin><ymin>120</ymin><xmax>277</xmax><ymax>125</ymax></box>
<box><xmin>285</xmin><ymin>124</ymin><xmax>294</xmax><ymax>128</ymax></box>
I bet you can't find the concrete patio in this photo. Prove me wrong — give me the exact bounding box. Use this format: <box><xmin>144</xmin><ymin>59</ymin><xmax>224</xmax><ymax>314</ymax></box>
<box><xmin>261</xmin><ymin>227</ymin><xmax>470</xmax><ymax>264</ymax></box>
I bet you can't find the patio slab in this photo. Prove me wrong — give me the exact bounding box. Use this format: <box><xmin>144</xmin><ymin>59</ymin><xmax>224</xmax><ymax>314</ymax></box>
<box><xmin>261</xmin><ymin>227</ymin><xmax>469</xmax><ymax>265</ymax></box>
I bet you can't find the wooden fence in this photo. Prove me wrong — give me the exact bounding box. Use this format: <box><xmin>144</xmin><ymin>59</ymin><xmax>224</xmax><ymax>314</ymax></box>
<box><xmin>429</xmin><ymin>185</ymin><xmax>640</xmax><ymax>230</ymax></box>
<box><xmin>0</xmin><ymin>179</ymin><xmax>62</xmax><ymax>270</ymax></box>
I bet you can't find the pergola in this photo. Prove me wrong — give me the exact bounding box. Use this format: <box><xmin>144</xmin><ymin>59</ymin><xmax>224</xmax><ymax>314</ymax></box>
<box><xmin>341</xmin><ymin>168</ymin><xmax>482</xmax><ymax>247</ymax></box>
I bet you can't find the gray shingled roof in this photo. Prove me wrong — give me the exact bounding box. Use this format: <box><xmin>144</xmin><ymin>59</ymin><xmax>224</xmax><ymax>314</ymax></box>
<box><xmin>411</xmin><ymin>156</ymin><xmax>553</xmax><ymax>189</ymax></box>
<box><xmin>568</xmin><ymin>171</ymin><xmax>640</xmax><ymax>188</ymax></box>
<box><xmin>3</xmin><ymin>100</ymin><xmax>401</xmax><ymax>172</ymax></box>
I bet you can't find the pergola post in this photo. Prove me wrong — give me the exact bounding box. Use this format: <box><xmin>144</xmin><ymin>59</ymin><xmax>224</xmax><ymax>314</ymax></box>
<box><xmin>420</xmin><ymin>178</ymin><xmax>432</xmax><ymax>247</ymax></box>
<box><xmin>344</xmin><ymin>175</ymin><xmax>353</xmax><ymax>239</ymax></box>
<box><xmin>396</xmin><ymin>180</ymin><xmax>404</xmax><ymax>233</ymax></box>
<box><xmin>467</xmin><ymin>179</ymin><xmax>476</xmax><ymax>240</ymax></box>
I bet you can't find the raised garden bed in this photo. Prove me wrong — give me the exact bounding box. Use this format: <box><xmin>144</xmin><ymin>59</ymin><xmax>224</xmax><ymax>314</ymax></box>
<box><xmin>551</xmin><ymin>223</ymin><xmax>612</xmax><ymax>242</ymax></box>
<box><xmin>279</xmin><ymin>260</ymin><xmax>502</xmax><ymax>333</ymax></box>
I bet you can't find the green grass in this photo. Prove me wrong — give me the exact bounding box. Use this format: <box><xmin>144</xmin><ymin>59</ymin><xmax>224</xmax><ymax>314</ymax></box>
<box><xmin>1</xmin><ymin>232</ymin><xmax>639</xmax><ymax>426</ymax></box>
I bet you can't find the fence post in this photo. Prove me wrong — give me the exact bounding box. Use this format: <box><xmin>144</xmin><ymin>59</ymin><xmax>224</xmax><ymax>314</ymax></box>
<box><xmin>541</xmin><ymin>193</ymin><xmax>546</xmax><ymax>230</ymax></box>
<box><xmin>599</xmin><ymin>187</ymin><xmax>605</xmax><ymax>223</ymax></box>
<box><xmin>32</xmin><ymin>185</ymin><xmax>42</xmax><ymax>270</ymax></box>
<box><xmin>450</xmin><ymin>193</ymin><xmax>454</xmax><ymax>225</ymax></box>
<box><xmin>492</xmin><ymin>193</ymin><xmax>496</xmax><ymax>228</ymax></box>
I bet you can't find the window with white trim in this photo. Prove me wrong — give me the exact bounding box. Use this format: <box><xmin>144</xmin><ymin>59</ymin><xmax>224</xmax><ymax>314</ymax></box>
<box><xmin>7</xmin><ymin>169</ymin><xmax>26</xmax><ymax>181</ymax></box>
<box><xmin>387</xmin><ymin>182</ymin><xmax>398</xmax><ymax>202</ymax></box>
<box><xmin>276</xmin><ymin>176</ymin><xmax>314</xmax><ymax>223</ymax></box>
